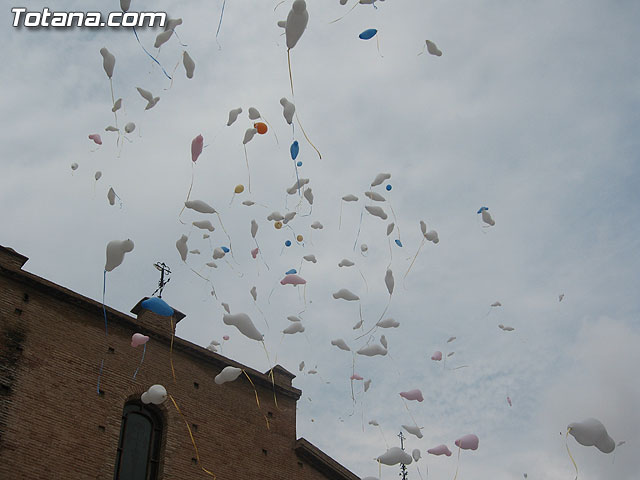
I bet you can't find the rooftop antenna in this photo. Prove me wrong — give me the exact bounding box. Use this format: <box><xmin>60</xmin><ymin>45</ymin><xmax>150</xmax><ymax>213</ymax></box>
<box><xmin>398</xmin><ymin>431</ymin><xmax>408</xmax><ymax>480</ymax></box>
<box><xmin>152</xmin><ymin>262</ymin><xmax>171</xmax><ymax>298</ymax></box>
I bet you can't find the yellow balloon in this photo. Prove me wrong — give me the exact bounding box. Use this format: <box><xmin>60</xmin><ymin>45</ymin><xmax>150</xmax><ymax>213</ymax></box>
<box><xmin>274</xmin><ymin>221</ymin><xmax>283</xmax><ymax>230</ymax></box>
<box><xmin>296</xmin><ymin>235</ymin><xmax>303</xmax><ymax>242</ymax></box>
<box><xmin>234</xmin><ymin>184</ymin><xmax>244</xmax><ymax>194</ymax></box>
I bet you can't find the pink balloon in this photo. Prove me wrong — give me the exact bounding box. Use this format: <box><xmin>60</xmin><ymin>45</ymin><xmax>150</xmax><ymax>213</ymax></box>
<box><xmin>455</xmin><ymin>434</ymin><xmax>479</xmax><ymax>451</ymax></box>
<box><xmin>251</xmin><ymin>247</ymin><xmax>259</xmax><ymax>259</ymax></box>
<box><xmin>427</xmin><ymin>444</ymin><xmax>452</xmax><ymax>457</ymax></box>
<box><xmin>431</xmin><ymin>351</ymin><xmax>442</xmax><ymax>361</ymax></box>
<box><xmin>507</xmin><ymin>396</ymin><xmax>512</xmax><ymax>407</ymax></box>
<box><xmin>131</xmin><ymin>333</ymin><xmax>149</xmax><ymax>347</ymax></box>
<box><xmin>280</xmin><ymin>274</ymin><xmax>307</xmax><ymax>286</ymax></box>
<box><xmin>88</xmin><ymin>133</ymin><xmax>102</xmax><ymax>145</ymax></box>
<box><xmin>223</xmin><ymin>335</ymin><xmax>230</xmax><ymax>341</ymax></box>
<box><xmin>399</xmin><ymin>389</ymin><xmax>424</xmax><ymax>402</ymax></box>
<box><xmin>350</xmin><ymin>374</ymin><xmax>363</xmax><ymax>381</ymax></box>
<box><xmin>191</xmin><ymin>134</ymin><xmax>204</xmax><ymax>162</ymax></box>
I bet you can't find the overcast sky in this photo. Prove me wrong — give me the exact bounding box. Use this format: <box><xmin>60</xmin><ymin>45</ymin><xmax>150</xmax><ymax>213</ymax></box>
<box><xmin>2</xmin><ymin>1</ymin><xmax>640</xmax><ymax>479</ymax></box>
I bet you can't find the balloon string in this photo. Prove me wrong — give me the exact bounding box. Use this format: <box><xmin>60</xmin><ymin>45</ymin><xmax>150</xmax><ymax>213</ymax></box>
<box><xmin>287</xmin><ymin>49</ymin><xmax>294</xmax><ymax>96</ymax></box>
<box><xmin>188</xmin><ymin>265</ymin><xmax>218</xmax><ymax>299</ymax></box>
<box><xmin>132</xmin><ymin>342</ymin><xmax>147</xmax><ymax>380</ymax></box>
<box><xmin>179</xmin><ymin>164</ymin><xmax>195</xmax><ymax>224</ymax></box>
<box><xmin>356</xmin><ymin>264</ymin><xmax>369</xmax><ymax>293</ymax></box>
<box><xmin>388</xmin><ymin>202</ymin><xmax>401</xmax><ymax>242</ymax></box>
<box><xmin>295</xmin><ymin>112</ymin><xmax>321</xmax><ymax>159</ymax></box>
<box><xmin>215</xmin><ymin>0</ymin><xmax>226</xmax><ymax>47</ymax></box>
<box><xmin>353</xmin><ymin>207</ymin><xmax>365</xmax><ymax>251</ymax></box>
<box><xmin>168</xmin><ymin>394</ymin><xmax>216</xmax><ymax>477</ymax></box>
<box><xmin>263</xmin><ymin>116</ymin><xmax>279</xmax><ymax>145</ymax></box>
<box><xmin>261</xmin><ymin>341</ymin><xmax>280</xmax><ymax>410</ymax></box>
<box><xmin>400</xmin><ymin>397</ymin><xmax>419</xmax><ymax>429</ymax></box>
<box><xmin>216</xmin><ymin>213</ymin><xmax>234</xmax><ymax>262</ymax></box>
<box><xmin>242</xmin><ymin>370</ymin><xmax>271</xmax><ymax>429</ymax></box>
<box><xmin>132</xmin><ymin>26</ymin><xmax>172</xmax><ymax>79</ymax></box>
<box><xmin>97</xmin><ymin>269</ymin><xmax>108</xmax><ymax>394</ymax></box>
<box><xmin>255</xmin><ymin>238</ymin><xmax>270</xmax><ymax>270</ymax></box>
<box><xmin>253</xmin><ymin>299</ymin><xmax>269</xmax><ymax>329</ymax></box>
<box><xmin>244</xmin><ymin>145</ymin><xmax>252</xmax><ymax>193</ymax></box>
<box><xmin>452</xmin><ymin>446</ymin><xmax>461</xmax><ymax>480</ymax></box>
<box><xmin>566</xmin><ymin>428</ymin><xmax>578</xmax><ymax>480</ymax></box>
<box><xmin>387</xmin><ymin>237</ymin><xmax>393</xmax><ymax>270</ymax></box>
<box><xmin>109</xmin><ymin>78</ymin><xmax>119</xmax><ymax>130</ymax></box>
<box><xmin>416</xmin><ymin>465</ymin><xmax>424</xmax><ymax>480</ymax></box>
<box><xmin>170</xmin><ymin>317</ymin><xmax>177</xmax><ymax>383</ymax></box>
<box><xmin>376</xmin><ymin>34</ymin><xmax>384</xmax><ymax>58</ymax></box>
<box><xmin>329</xmin><ymin>1</ymin><xmax>359</xmax><ymax>24</ymax></box>
<box><xmin>339</xmin><ymin>200</ymin><xmax>344</xmax><ymax>230</ymax></box>
<box><xmin>378</xmin><ymin>425</ymin><xmax>389</xmax><ymax>449</ymax></box>
<box><xmin>403</xmin><ymin>237</ymin><xmax>426</xmax><ymax>283</ymax></box>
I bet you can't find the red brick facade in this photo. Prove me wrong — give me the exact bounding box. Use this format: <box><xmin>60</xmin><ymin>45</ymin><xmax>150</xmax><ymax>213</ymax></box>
<box><xmin>0</xmin><ymin>245</ymin><xmax>359</xmax><ymax>480</ymax></box>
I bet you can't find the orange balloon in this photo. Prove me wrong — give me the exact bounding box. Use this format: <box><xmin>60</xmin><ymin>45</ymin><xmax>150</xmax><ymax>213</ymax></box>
<box><xmin>254</xmin><ymin>122</ymin><xmax>268</xmax><ymax>135</ymax></box>
<box><xmin>274</xmin><ymin>221</ymin><xmax>283</xmax><ymax>230</ymax></box>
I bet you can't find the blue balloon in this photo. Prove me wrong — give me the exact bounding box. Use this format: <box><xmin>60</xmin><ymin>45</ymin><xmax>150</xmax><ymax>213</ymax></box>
<box><xmin>286</xmin><ymin>269</ymin><xmax>297</xmax><ymax>275</ymax></box>
<box><xmin>386</xmin><ymin>184</ymin><xmax>392</xmax><ymax>191</ymax></box>
<box><xmin>297</xmin><ymin>161</ymin><xmax>303</xmax><ymax>167</ymax></box>
<box><xmin>477</xmin><ymin>207</ymin><xmax>489</xmax><ymax>214</ymax></box>
<box><xmin>359</xmin><ymin>28</ymin><xmax>378</xmax><ymax>40</ymax></box>
<box><xmin>141</xmin><ymin>297</ymin><xmax>174</xmax><ymax>317</ymax></box>
<box><xmin>285</xmin><ymin>240</ymin><xmax>292</xmax><ymax>247</ymax></box>
<box><xmin>395</xmin><ymin>239</ymin><xmax>403</xmax><ymax>247</ymax></box>
<box><xmin>290</xmin><ymin>141</ymin><xmax>299</xmax><ymax>160</ymax></box>
<box><xmin>221</xmin><ymin>246</ymin><xmax>230</xmax><ymax>253</ymax></box>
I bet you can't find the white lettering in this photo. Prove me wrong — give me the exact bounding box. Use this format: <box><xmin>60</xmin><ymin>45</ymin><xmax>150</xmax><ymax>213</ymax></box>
<box><xmin>84</xmin><ymin>12</ymin><xmax>100</xmax><ymax>27</ymax></box>
<box><xmin>24</xmin><ymin>12</ymin><xmax>40</xmax><ymax>27</ymax></box>
<box><xmin>50</xmin><ymin>12</ymin><xmax>66</xmax><ymax>27</ymax></box>
<box><xmin>11</xmin><ymin>7</ymin><xmax>26</xmax><ymax>27</ymax></box>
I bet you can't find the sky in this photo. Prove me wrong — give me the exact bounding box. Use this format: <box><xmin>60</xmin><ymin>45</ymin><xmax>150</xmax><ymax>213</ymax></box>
<box><xmin>2</xmin><ymin>1</ymin><xmax>640</xmax><ymax>479</ymax></box>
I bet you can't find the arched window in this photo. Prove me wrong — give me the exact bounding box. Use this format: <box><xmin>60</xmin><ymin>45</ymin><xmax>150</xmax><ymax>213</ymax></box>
<box><xmin>114</xmin><ymin>401</ymin><xmax>163</xmax><ymax>480</ymax></box>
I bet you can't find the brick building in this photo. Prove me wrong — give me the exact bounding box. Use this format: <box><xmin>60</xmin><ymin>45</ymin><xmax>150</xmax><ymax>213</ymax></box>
<box><xmin>0</xmin><ymin>245</ymin><xmax>360</xmax><ymax>480</ymax></box>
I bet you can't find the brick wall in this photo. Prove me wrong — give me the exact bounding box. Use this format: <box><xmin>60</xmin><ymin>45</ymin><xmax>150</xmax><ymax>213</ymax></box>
<box><xmin>0</xmin><ymin>246</ymin><xmax>359</xmax><ymax>480</ymax></box>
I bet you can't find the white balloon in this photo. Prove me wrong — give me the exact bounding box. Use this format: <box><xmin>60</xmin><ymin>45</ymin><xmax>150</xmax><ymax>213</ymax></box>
<box><xmin>267</xmin><ymin>211</ymin><xmax>285</xmax><ymax>221</ymax></box>
<box><xmin>107</xmin><ymin>187</ymin><xmax>116</xmax><ymax>205</ymax></box>
<box><xmin>100</xmin><ymin>47</ymin><xmax>115</xmax><ymax>78</ymax></box>
<box><xmin>144</xmin><ymin>384</ymin><xmax>167</xmax><ymax>405</ymax></box>
<box><xmin>94</xmin><ymin>171</ymin><xmax>102</xmax><ymax>181</ymax></box>
<box><xmin>112</xmin><ymin>98</ymin><xmax>122</xmax><ymax>112</ymax></box>
<box><xmin>365</xmin><ymin>191</ymin><xmax>386</xmax><ymax>202</ymax></box>
<box><xmin>447</xmin><ymin>336</ymin><xmax>457</xmax><ymax>343</ymax></box>
<box><xmin>185</xmin><ymin>199</ymin><xmax>216</xmax><ymax>214</ymax></box>
<box><xmin>568</xmin><ymin>418</ymin><xmax>615</xmax><ymax>454</ymax></box>
<box><xmin>164</xmin><ymin>17</ymin><xmax>183</xmax><ymax>31</ymax></box>
<box><xmin>304</xmin><ymin>187</ymin><xmax>314</xmax><ymax>205</ymax></box>
<box><xmin>120</xmin><ymin>0</ymin><xmax>131</xmax><ymax>12</ymax></box>
<box><xmin>105</xmin><ymin>126</ymin><xmax>119</xmax><ymax>132</ymax></box>
<box><xmin>213</xmin><ymin>247</ymin><xmax>226</xmax><ymax>260</ymax></box>
<box><xmin>365</xmin><ymin>205</ymin><xmax>388</xmax><ymax>220</ymax></box>
<box><xmin>420</xmin><ymin>220</ymin><xmax>427</xmax><ymax>235</ymax></box>
<box><xmin>299</xmin><ymin>361</ymin><xmax>305</xmax><ymax>371</ymax></box>
<box><xmin>280</xmin><ymin>98</ymin><xmax>295</xmax><ymax>124</ymax></box>
<box><xmin>338</xmin><ymin>259</ymin><xmax>355</xmax><ymax>267</ymax></box>
<box><xmin>154</xmin><ymin>30</ymin><xmax>173</xmax><ymax>48</ymax></box>
<box><xmin>425</xmin><ymin>230</ymin><xmax>439</xmax><ymax>243</ymax></box>
<box><xmin>223</xmin><ymin>313</ymin><xmax>263</xmax><ymax>341</ymax></box>
<box><xmin>71</xmin><ymin>162</ymin><xmax>78</xmax><ymax>171</ymax></box>
<box><xmin>283</xmin><ymin>322</ymin><xmax>305</xmax><ymax>334</ymax></box>
<box><xmin>342</xmin><ymin>194</ymin><xmax>358</xmax><ymax>202</ymax></box>
<box><xmin>242</xmin><ymin>200</ymin><xmax>255</xmax><ymax>207</ymax></box>
<box><xmin>357</xmin><ymin>344</ymin><xmax>387</xmax><ymax>357</ymax></box>
<box><xmin>124</xmin><ymin>122</ymin><xmax>136</xmax><ymax>134</ymax></box>
<box><xmin>221</xmin><ymin>302</ymin><xmax>230</xmax><ymax>314</ymax></box>
<box><xmin>176</xmin><ymin>235</ymin><xmax>188</xmax><ymax>262</ymax></box>
<box><xmin>331</xmin><ymin>339</ymin><xmax>351</xmax><ymax>351</ymax></box>
<box><xmin>403</xmin><ymin>425</ymin><xmax>423</xmax><ymax>438</ymax></box>
<box><xmin>377</xmin><ymin>447</ymin><xmax>412</xmax><ymax>466</ymax></box>
<box><xmin>206</xmin><ymin>261</ymin><xmax>217</xmax><ymax>268</ymax></box>
<box><xmin>370</xmin><ymin>173</ymin><xmax>391</xmax><ymax>187</ymax></box>
<box><xmin>215</xmin><ymin>366</ymin><xmax>243</xmax><ymax>385</ymax></box>
<box><xmin>376</xmin><ymin>318</ymin><xmax>399</xmax><ymax>328</ymax></box>
<box><xmin>386</xmin><ymin>223</ymin><xmax>395</xmax><ymax>236</ymax></box>
<box><xmin>188</xmin><ymin>249</ymin><xmax>200</xmax><ymax>255</ymax></box>
<box><xmin>227</xmin><ymin>108</ymin><xmax>243</xmax><ymax>126</ymax></box>
<box><xmin>250</xmin><ymin>219</ymin><xmax>258</xmax><ymax>238</ymax></box>
<box><xmin>105</xmin><ymin>239</ymin><xmax>134</xmax><ymax>272</ymax></box>
<box><xmin>277</xmin><ymin>20</ymin><xmax>287</xmax><ymax>29</ymax></box>
<box><xmin>368</xmin><ymin>419</ymin><xmax>379</xmax><ymax>426</ymax></box>
<box><xmin>303</xmin><ymin>254</ymin><xmax>317</xmax><ymax>263</ymax></box>
<box><xmin>283</xmin><ymin>212</ymin><xmax>297</xmax><ymax>224</ymax></box>
<box><xmin>287</xmin><ymin>315</ymin><xmax>302</xmax><ymax>322</ymax></box>
<box><xmin>136</xmin><ymin>87</ymin><xmax>160</xmax><ymax>110</ymax></box>
<box><xmin>193</xmin><ymin>220</ymin><xmax>215</xmax><ymax>232</ymax></box>
<box><xmin>243</xmin><ymin>128</ymin><xmax>258</xmax><ymax>145</ymax></box>
<box><xmin>311</xmin><ymin>221</ymin><xmax>324</xmax><ymax>229</ymax></box>
<box><xmin>287</xmin><ymin>178</ymin><xmax>310</xmax><ymax>194</ymax></box>
<box><xmin>412</xmin><ymin>449</ymin><xmax>421</xmax><ymax>462</ymax></box>
<box><xmin>364</xmin><ymin>379</ymin><xmax>372</xmax><ymax>392</ymax></box>
<box><xmin>248</xmin><ymin>107</ymin><xmax>261</xmax><ymax>120</ymax></box>
<box><xmin>332</xmin><ymin>289</ymin><xmax>359</xmax><ymax>301</ymax></box>
<box><xmin>183</xmin><ymin>51</ymin><xmax>195</xmax><ymax>79</ymax></box>
<box><xmin>385</xmin><ymin>269</ymin><xmax>394</xmax><ymax>295</ymax></box>
<box><xmin>482</xmin><ymin>209</ymin><xmax>495</xmax><ymax>226</ymax></box>
<box><xmin>250</xmin><ymin>286</ymin><xmax>257</xmax><ymax>302</ymax></box>
<box><xmin>360</xmin><ymin>244</ymin><xmax>368</xmax><ymax>252</ymax></box>
<box><xmin>285</xmin><ymin>0</ymin><xmax>309</xmax><ymax>49</ymax></box>
<box><xmin>379</xmin><ymin>335</ymin><xmax>388</xmax><ymax>349</ymax></box>
<box><xmin>425</xmin><ymin>40</ymin><xmax>443</xmax><ymax>56</ymax></box>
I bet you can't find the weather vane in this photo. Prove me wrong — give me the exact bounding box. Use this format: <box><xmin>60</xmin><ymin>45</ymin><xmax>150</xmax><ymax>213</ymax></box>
<box><xmin>398</xmin><ymin>431</ymin><xmax>408</xmax><ymax>480</ymax></box>
<box><xmin>151</xmin><ymin>262</ymin><xmax>171</xmax><ymax>298</ymax></box>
